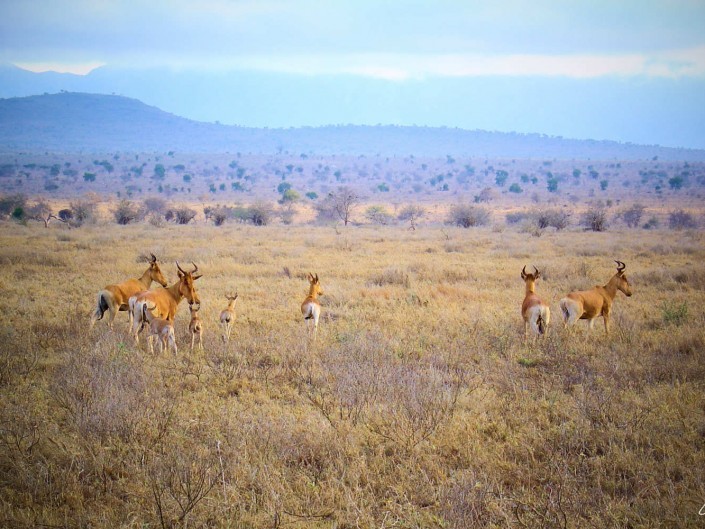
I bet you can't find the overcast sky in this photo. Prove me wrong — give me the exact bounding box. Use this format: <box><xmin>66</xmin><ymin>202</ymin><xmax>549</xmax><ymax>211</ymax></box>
<box><xmin>2</xmin><ymin>0</ymin><xmax>705</xmax><ymax>79</ymax></box>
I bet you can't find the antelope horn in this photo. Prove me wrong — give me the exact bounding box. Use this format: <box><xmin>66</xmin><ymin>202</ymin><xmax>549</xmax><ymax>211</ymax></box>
<box><xmin>176</xmin><ymin>261</ymin><xmax>186</xmax><ymax>274</ymax></box>
<box><xmin>522</xmin><ymin>265</ymin><xmax>527</xmax><ymax>276</ymax></box>
<box><xmin>615</xmin><ymin>260</ymin><xmax>626</xmax><ymax>272</ymax></box>
<box><xmin>533</xmin><ymin>265</ymin><xmax>539</xmax><ymax>275</ymax></box>
<box><xmin>191</xmin><ymin>262</ymin><xmax>199</xmax><ymax>273</ymax></box>
<box><xmin>150</xmin><ymin>253</ymin><xmax>157</xmax><ymax>263</ymax></box>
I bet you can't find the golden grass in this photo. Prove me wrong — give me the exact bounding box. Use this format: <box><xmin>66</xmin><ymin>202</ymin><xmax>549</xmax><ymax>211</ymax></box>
<box><xmin>0</xmin><ymin>221</ymin><xmax>704</xmax><ymax>528</ymax></box>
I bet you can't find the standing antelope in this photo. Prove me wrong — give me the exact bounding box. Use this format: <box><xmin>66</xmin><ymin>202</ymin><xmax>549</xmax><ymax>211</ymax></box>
<box><xmin>130</xmin><ymin>261</ymin><xmax>202</xmax><ymax>343</ymax></box>
<box><xmin>188</xmin><ymin>303</ymin><xmax>203</xmax><ymax>351</ymax></box>
<box><xmin>559</xmin><ymin>260</ymin><xmax>633</xmax><ymax>334</ymax></box>
<box><xmin>219</xmin><ymin>294</ymin><xmax>238</xmax><ymax>342</ymax></box>
<box><xmin>90</xmin><ymin>253</ymin><xmax>168</xmax><ymax>329</ymax></box>
<box><xmin>301</xmin><ymin>273</ymin><xmax>324</xmax><ymax>338</ymax></box>
<box><xmin>521</xmin><ymin>265</ymin><xmax>551</xmax><ymax>337</ymax></box>
<box><xmin>141</xmin><ymin>302</ymin><xmax>178</xmax><ymax>355</ymax></box>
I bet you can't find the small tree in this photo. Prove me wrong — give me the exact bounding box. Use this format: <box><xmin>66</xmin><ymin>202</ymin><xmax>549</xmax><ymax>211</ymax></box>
<box><xmin>69</xmin><ymin>199</ymin><xmax>97</xmax><ymax>226</ymax></box>
<box><xmin>365</xmin><ymin>205</ymin><xmax>393</xmax><ymax>225</ymax></box>
<box><xmin>172</xmin><ymin>206</ymin><xmax>197</xmax><ymax>225</ymax></box>
<box><xmin>247</xmin><ymin>202</ymin><xmax>274</xmax><ymax>226</ymax></box>
<box><xmin>620</xmin><ymin>204</ymin><xmax>645</xmax><ymax>228</ymax></box>
<box><xmin>398</xmin><ymin>205</ymin><xmax>425</xmax><ymax>231</ymax></box>
<box><xmin>447</xmin><ymin>204</ymin><xmax>490</xmax><ymax>228</ymax></box>
<box><xmin>582</xmin><ymin>206</ymin><xmax>608</xmax><ymax>232</ymax></box>
<box><xmin>668</xmin><ymin>210</ymin><xmax>697</xmax><ymax>230</ymax></box>
<box><xmin>0</xmin><ymin>193</ymin><xmax>27</xmax><ymax>219</ymax></box>
<box><xmin>317</xmin><ymin>186</ymin><xmax>361</xmax><ymax>226</ymax></box>
<box><xmin>113</xmin><ymin>200</ymin><xmax>141</xmax><ymax>225</ymax></box>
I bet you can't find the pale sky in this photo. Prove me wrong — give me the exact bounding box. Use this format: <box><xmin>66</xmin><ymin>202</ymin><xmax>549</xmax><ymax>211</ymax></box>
<box><xmin>3</xmin><ymin>0</ymin><xmax>705</xmax><ymax>79</ymax></box>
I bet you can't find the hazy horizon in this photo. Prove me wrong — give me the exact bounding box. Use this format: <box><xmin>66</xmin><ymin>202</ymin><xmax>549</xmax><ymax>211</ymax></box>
<box><xmin>1</xmin><ymin>1</ymin><xmax>704</xmax><ymax>149</ymax></box>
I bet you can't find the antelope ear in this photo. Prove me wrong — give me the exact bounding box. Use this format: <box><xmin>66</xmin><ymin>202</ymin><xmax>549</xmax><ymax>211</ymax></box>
<box><xmin>177</xmin><ymin>270</ymin><xmax>184</xmax><ymax>278</ymax></box>
<box><xmin>193</xmin><ymin>274</ymin><xmax>203</xmax><ymax>281</ymax></box>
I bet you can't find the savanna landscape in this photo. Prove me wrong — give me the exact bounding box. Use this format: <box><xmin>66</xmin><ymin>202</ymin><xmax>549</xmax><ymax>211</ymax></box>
<box><xmin>1</xmin><ymin>148</ymin><xmax>705</xmax><ymax>527</ymax></box>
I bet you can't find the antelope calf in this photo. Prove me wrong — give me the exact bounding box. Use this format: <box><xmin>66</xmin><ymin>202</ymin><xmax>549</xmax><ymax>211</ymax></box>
<box><xmin>141</xmin><ymin>302</ymin><xmax>178</xmax><ymax>355</ymax></box>
<box><xmin>188</xmin><ymin>303</ymin><xmax>203</xmax><ymax>351</ymax></box>
<box><xmin>559</xmin><ymin>260</ymin><xmax>633</xmax><ymax>334</ymax></box>
<box><xmin>521</xmin><ymin>265</ymin><xmax>551</xmax><ymax>337</ymax></box>
<box><xmin>219</xmin><ymin>294</ymin><xmax>238</xmax><ymax>342</ymax></box>
<box><xmin>301</xmin><ymin>273</ymin><xmax>323</xmax><ymax>338</ymax></box>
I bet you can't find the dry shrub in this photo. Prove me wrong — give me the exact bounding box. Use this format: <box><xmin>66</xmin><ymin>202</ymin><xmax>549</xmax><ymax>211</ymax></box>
<box><xmin>447</xmin><ymin>204</ymin><xmax>490</xmax><ymax>228</ymax></box>
<box><xmin>581</xmin><ymin>206</ymin><xmax>609</xmax><ymax>231</ymax></box>
<box><xmin>440</xmin><ymin>470</ymin><xmax>505</xmax><ymax>527</ymax></box>
<box><xmin>145</xmin><ymin>442</ymin><xmax>218</xmax><ymax>528</ymax></box>
<box><xmin>369</xmin><ymin>267</ymin><xmax>410</xmax><ymax>288</ymax></box>
<box><xmin>668</xmin><ymin>210</ymin><xmax>698</xmax><ymax>230</ymax></box>
<box><xmin>51</xmin><ymin>342</ymin><xmax>152</xmax><ymax>443</ymax></box>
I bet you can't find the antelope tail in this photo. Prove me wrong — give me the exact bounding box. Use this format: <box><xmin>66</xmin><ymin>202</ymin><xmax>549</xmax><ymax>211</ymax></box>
<box><xmin>537</xmin><ymin>314</ymin><xmax>546</xmax><ymax>335</ymax></box>
<box><xmin>560</xmin><ymin>299</ymin><xmax>570</xmax><ymax>323</ymax></box>
<box><xmin>140</xmin><ymin>303</ymin><xmax>148</xmax><ymax>331</ymax></box>
<box><xmin>91</xmin><ymin>290</ymin><xmax>113</xmax><ymax>325</ymax></box>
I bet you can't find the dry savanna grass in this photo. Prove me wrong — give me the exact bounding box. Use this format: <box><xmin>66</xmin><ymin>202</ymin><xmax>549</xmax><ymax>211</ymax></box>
<box><xmin>1</xmin><ymin>220</ymin><xmax>704</xmax><ymax>528</ymax></box>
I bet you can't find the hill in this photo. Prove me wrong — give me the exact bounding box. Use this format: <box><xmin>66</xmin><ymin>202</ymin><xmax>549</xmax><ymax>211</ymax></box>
<box><xmin>1</xmin><ymin>92</ymin><xmax>704</xmax><ymax>161</ymax></box>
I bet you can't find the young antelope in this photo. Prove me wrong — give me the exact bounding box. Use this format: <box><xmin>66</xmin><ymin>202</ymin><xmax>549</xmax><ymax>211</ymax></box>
<box><xmin>219</xmin><ymin>293</ymin><xmax>239</xmax><ymax>342</ymax></box>
<box><xmin>188</xmin><ymin>303</ymin><xmax>203</xmax><ymax>351</ymax></box>
<box><xmin>142</xmin><ymin>302</ymin><xmax>178</xmax><ymax>355</ymax></box>
<box><xmin>301</xmin><ymin>273</ymin><xmax>323</xmax><ymax>338</ymax></box>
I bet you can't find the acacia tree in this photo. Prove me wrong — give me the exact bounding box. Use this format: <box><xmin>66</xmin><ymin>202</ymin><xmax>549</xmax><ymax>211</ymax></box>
<box><xmin>318</xmin><ymin>186</ymin><xmax>361</xmax><ymax>226</ymax></box>
<box><xmin>398</xmin><ymin>205</ymin><xmax>425</xmax><ymax>230</ymax></box>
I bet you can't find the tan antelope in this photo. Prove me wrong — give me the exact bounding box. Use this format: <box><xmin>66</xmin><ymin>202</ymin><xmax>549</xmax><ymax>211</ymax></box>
<box><xmin>90</xmin><ymin>253</ymin><xmax>168</xmax><ymax>329</ymax></box>
<box><xmin>301</xmin><ymin>273</ymin><xmax>323</xmax><ymax>338</ymax></box>
<box><xmin>188</xmin><ymin>303</ymin><xmax>203</xmax><ymax>351</ymax></box>
<box><xmin>219</xmin><ymin>293</ymin><xmax>239</xmax><ymax>341</ymax></box>
<box><xmin>521</xmin><ymin>265</ymin><xmax>551</xmax><ymax>337</ymax></box>
<box><xmin>559</xmin><ymin>260</ymin><xmax>633</xmax><ymax>334</ymax></box>
<box><xmin>130</xmin><ymin>261</ymin><xmax>202</xmax><ymax>343</ymax></box>
<box><xmin>141</xmin><ymin>302</ymin><xmax>178</xmax><ymax>355</ymax></box>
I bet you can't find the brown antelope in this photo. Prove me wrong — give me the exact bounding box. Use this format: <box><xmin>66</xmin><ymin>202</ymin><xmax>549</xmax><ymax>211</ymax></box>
<box><xmin>521</xmin><ymin>265</ymin><xmax>551</xmax><ymax>337</ymax></box>
<box><xmin>559</xmin><ymin>260</ymin><xmax>633</xmax><ymax>334</ymax></box>
<box><xmin>219</xmin><ymin>293</ymin><xmax>238</xmax><ymax>342</ymax></box>
<box><xmin>141</xmin><ymin>302</ymin><xmax>178</xmax><ymax>355</ymax></box>
<box><xmin>301</xmin><ymin>273</ymin><xmax>323</xmax><ymax>338</ymax></box>
<box><xmin>130</xmin><ymin>261</ymin><xmax>202</xmax><ymax>343</ymax></box>
<box><xmin>188</xmin><ymin>303</ymin><xmax>203</xmax><ymax>351</ymax></box>
<box><xmin>90</xmin><ymin>253</ymin><xmax>168</xmax><ymax>329</ymax></box>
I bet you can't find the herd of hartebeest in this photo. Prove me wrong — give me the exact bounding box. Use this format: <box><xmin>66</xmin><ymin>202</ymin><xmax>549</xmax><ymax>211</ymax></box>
<box><xmin>90</xmin><ymin>255</ymin><xmax>632</xmax><ymax>353</ymax></box>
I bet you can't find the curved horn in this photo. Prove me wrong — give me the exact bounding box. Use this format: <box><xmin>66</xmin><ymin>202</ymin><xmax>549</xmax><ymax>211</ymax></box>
<box><xmin>615</xmin><ymin>260</ymin><xmax>626</xmax><ymax>272</ymax></box>
<box><xmin>176</xmin><ymin>261</ymin><xmax>186</xmax><ymax>274</ymax></box>
<box><xmin>533</xmin><ymin>265</ymin><xmax>539</xmax><ymax>275</ymax></box>
<box><xmin>150</xmin><ymin>253</ymin><xmax>157</xmax><ymax>263</ymax></box>
<box><xmin>191</xmin><ymin>262</ymin><xmax>199</xmax><ymax>274</ymax></box>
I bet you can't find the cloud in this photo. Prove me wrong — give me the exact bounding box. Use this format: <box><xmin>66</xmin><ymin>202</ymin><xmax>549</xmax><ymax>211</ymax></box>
<box><xmin>175</xmin><ymin>46</ymin><xmax>705</xmax><ymax>80</ymax></box>
<box><xmin>13</xmin><ymin>61</ymin><xmax>106</xmax><ymax>75</ymax></box>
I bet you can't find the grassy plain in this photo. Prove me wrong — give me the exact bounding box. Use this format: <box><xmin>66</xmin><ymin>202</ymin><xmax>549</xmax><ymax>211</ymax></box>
<box><xmin>1</xmin><ymin>219</ymin><xmax>704</xmax><ymax>528</ymax></box>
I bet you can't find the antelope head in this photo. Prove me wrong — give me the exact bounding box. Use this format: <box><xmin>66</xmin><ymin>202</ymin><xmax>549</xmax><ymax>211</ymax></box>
<box><xmin>521</xmin><ymin>265</ymin><xmax>541</xmax><ymax>282</ymax></box>
<box><xmin>308</xmin><ymin>273</ymin><xmax>323</xmax><ymax>297</ymax></box>
<box><xmin>149</xmin><ymin>253</ymin><xmax>169</xmax><ymax>287</ymax></box>
<box><xmin>226</xmin><ymin>293</ymin><xmax>239</xmax><ymax>307</ymax></box>
<box><xmin>176</xmin><ymin>261</ymin><xmax>202</xmax><ymax>306</ymax></box>
<box><xmin>614</xmin><ymin>260</ymin><xmax>633</xmax><ymax>297</ymax></box>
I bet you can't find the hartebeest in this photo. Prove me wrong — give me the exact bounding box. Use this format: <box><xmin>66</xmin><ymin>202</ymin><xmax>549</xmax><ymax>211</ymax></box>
<box><xmin>188</xmin><ymin>303</ymin><xmax>203</xmax><ymax>351</ymax></box>
<box><xmin>219</xmin><ymin>293</ymin><xmax>238</xmax><ymax>342</ymax></box>
<box><xmin>130</xmin><ymin>261</ymin><xmax>202</xmax><ymax>343</ymax></box>
<box><xmin>90</xmin><ymin>253</ymin><xmax>168</xmax><ymax>329</ymax></box>
<box><xmin>301</xmin><ymin>273</ymin><xmax>323</xmax><ymax>338</ymax></box>
<box><xmin>559</xmin><ymin>261</ymin><xmax>633</xmax><ymax>334</ymax></box>
<box><xmin>141</xmin><ymin>302</ymin><xmax>178</xmax><ymax>355</ymax></box>
<box><xmin>521</xmin><ymin>265</ymin><xmax>551</xmax><ymax>337</ymax></box>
